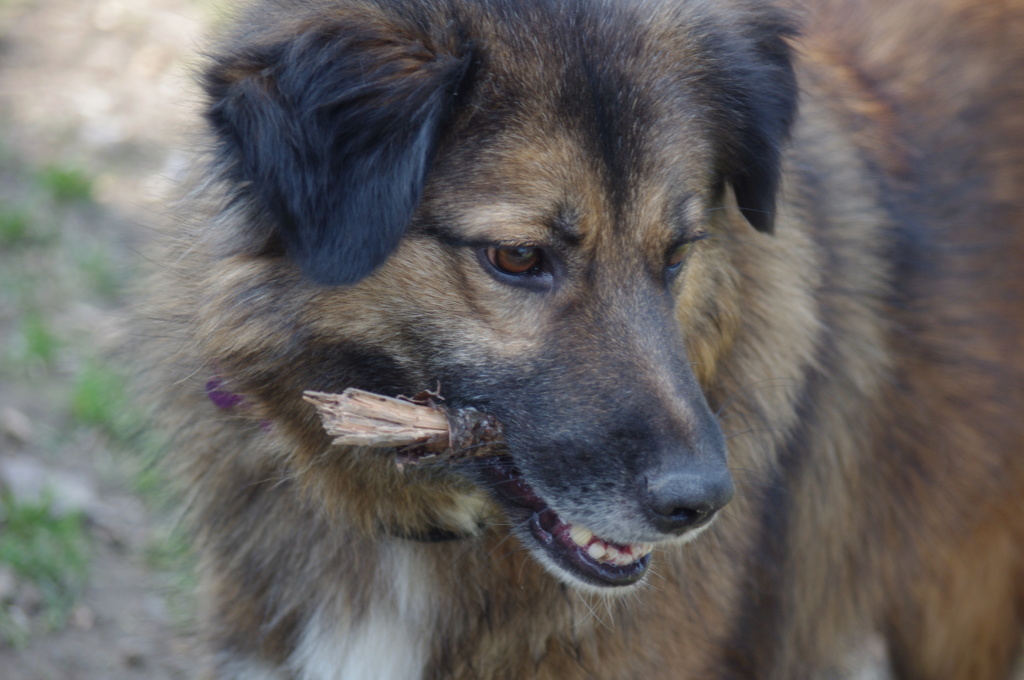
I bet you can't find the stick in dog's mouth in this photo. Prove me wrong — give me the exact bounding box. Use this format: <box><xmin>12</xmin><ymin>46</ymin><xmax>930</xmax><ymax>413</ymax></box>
<box><xmin>302</xmin><ymin>387</ymin><xmax>504</xmax><ymax>469</ymax></box>
<box><xmin>304</xmin><ymin>387</ymin><xmax>653</xmax><ymax>587</ymax></box>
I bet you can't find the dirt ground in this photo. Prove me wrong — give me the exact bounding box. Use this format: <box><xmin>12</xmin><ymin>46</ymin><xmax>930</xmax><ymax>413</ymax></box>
<box><xmin>0</xmin><ymin>0</ymin><xmax>216</xmax><ymax>677</ymax></box>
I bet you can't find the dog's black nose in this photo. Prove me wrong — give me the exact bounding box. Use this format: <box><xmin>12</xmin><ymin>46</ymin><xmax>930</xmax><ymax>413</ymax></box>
<box><xmin>645</xmin><ymin>470</ymin><xmax>734</xmax><ymax>535</ymax></box>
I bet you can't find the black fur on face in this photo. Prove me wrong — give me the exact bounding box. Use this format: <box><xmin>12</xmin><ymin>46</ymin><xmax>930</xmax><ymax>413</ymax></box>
<box><xmin>203</xmin><ymin>13</ymin><xmax>475</xmax><ymax>286</ymax></box>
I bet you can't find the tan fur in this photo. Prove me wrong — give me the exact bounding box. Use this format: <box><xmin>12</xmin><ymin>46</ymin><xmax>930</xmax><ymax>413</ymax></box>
<box><xmin>141</xmin><ymin>0</ymin><xmax>1024</xmax><ymax>677</ymax></box>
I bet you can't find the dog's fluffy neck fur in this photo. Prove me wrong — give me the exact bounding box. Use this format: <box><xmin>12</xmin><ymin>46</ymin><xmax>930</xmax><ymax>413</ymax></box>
<box><xmin>278</xmin><ymin>531</ymin><xmax>592</xmax><ymax>679</ymax></box>
<box><xmin>196</xmin><ymin>465</ymin><xmax>721</xmax><ymax>680</ymax></box>
<box><xmin>225</xmin><ymin>471</ymin><xmax>757</xmax><ymax>679</ymax></box>
<box><xmin>288</xmin><ymin>540</ymin><xmax>436</xmax><ymax>680</ymax></box>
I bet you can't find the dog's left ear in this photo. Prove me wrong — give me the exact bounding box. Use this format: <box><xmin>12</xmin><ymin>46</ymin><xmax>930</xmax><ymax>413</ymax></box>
<box><xmin>204</xmin><ymin>20</ymin><xmax>473</xmax><ymax>285</ymax></box>
<box><xmin>721</xmin><ymin>8</ymin><xmax>799</xmax><ymax>234</ymax></box>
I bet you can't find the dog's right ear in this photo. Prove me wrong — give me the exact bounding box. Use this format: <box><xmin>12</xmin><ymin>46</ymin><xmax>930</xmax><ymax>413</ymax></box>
<box><xmin>204</xmin><ymin>21</ymin><xmax>473</xmax><ymax>286</ymax></box>
<box><xmin>717</xmin><ymin>4</ymin><xmax>798</xmax><ymax>235</ymax></box>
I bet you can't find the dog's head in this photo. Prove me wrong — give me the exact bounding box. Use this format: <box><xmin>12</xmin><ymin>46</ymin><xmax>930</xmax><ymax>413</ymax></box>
<box><xmin>198</xmin><ymin>0</ymin><xmax>796</xmax><ymax>590</ymax></box>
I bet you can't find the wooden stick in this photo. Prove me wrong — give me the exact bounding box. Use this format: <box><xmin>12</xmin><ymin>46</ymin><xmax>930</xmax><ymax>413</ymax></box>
<box><xmin>302</xmin><ymin>388</ymin><xmax>504</xmax><ymax>468</ymax></box>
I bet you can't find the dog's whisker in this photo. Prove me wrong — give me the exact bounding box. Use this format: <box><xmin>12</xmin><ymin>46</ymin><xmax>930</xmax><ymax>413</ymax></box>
<box><xmin>574</xmin><ymin>590</ymin><xmax>614</xmax><ymax>631</ymax></box>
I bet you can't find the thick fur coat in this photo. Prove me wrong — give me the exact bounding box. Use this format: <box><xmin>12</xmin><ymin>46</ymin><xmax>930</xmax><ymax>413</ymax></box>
<box><xmin>142</xmin><ymin>0</ymin><xmax>1024</xmax><ymax>677</ymax></box>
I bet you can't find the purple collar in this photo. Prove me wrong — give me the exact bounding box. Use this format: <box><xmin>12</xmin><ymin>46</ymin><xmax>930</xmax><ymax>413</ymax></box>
<box><xmin>206</xmin><ymin>378</ymin><xmax>271</xmax><ymax>431</ymax></box>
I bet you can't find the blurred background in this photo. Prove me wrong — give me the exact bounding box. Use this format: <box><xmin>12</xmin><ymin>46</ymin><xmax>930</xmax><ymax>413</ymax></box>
<box><xmin>0</xmin><ymin>0</ymin><xmax>222</xmax><ymax>677</ymax></box>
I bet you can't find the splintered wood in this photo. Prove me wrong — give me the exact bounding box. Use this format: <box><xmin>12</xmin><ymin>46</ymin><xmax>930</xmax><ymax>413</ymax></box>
<box><xmin>302</xmin><ymin>388</ymin><xmax>504</xmax><ymax>469</ymax></box>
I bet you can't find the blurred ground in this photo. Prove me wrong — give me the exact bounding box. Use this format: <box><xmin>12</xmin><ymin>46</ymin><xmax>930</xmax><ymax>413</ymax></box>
<box><xmin>0</xmin><ymin>0</ymin><xmax>218</xmax><ymax>677</ymax></box>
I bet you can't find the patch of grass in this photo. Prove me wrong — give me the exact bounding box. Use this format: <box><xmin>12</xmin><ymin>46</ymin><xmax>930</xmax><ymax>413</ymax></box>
<box><xmin>0</xmin><ymin>202</ymin><xmax>32</xmax><ymax>246</ymax></box>
<box><xmin>10</xmin><ymin>310</ymin><xmax>60</xmax><ymax>369</ymax></box>
<box><xmin>0</xmin><ymin>492</ymin><xmax>90</xmax><ymax>645</ymax></box>
<box><xmin>70</xmin><ymin>359</ymin><xmax>136</xmax><ymax>440</ymax></box>
<box><xmin>36</xmin><ymin>164</ymin><xmax>93</xmax><ymax>203</ymax></box>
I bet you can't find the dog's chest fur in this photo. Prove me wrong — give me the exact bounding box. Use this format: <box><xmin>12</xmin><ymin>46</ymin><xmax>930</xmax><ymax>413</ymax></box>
<box><xmin>289</xmin><ymin>543</ymin><xmax>434</xmax><ymax>680</ymax></box>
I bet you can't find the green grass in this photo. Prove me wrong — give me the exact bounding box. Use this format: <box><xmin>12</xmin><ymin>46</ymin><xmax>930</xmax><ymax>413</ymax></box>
<box><xmin>10</xmin><ymin>310</ymin><xmax>61</xmax><ymax>369</ymax></box>
<box><xmin>70</xmin><ymin>359</ymin><xmax>136</xmax><ymax>440</ymax></box>
<box><xmin>0</xmin><ymin>492</ymin><xmax>90</xmax><ymax>646</ymax></box>
<box><xmin>36</xmin><ymin>164</ymin><xmax>93</xmax><ymax>203</ymax></box>
<box><xmin>0</xmin><ymin>202</ymin><xmax>32</xmax><ymax>246</ymax></box>
<box><xmin>0</xmin><ymin>140</ymin><xmax>198</xmax><ymax>647</ymax></box>
<box><xmin>0</xmin><ymin>197</ymin><xmax>56</xmax><ymax>248</ymax></box>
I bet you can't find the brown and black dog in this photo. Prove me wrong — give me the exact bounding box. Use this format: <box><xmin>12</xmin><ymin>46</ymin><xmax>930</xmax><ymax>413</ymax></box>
<box><xmin>142</xmin><ymin>0</ymin><xmax>1024</xmax><ymax>677</ymax></box>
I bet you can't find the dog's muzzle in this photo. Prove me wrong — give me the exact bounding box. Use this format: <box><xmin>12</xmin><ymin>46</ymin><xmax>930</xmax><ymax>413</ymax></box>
<box><xmin>475</xmin><ymin>455</ymin><xmax>733</xmax><ymax>588</ymax></box>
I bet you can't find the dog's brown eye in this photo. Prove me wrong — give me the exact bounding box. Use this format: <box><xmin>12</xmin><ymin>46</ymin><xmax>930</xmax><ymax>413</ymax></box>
<box><xmin>666</xmin><ymin>244</ymin><xmax>691</xmax><ymax>269</ymax></box>
<box><xmin>666</xmin><ymin>234</ymin><xmax>706</xmax><ymax>272</ymax></box>
<box><xmin>487</xmin><ymin>246</ymin><xmax>543</xmax><ymax>275</ymax></box>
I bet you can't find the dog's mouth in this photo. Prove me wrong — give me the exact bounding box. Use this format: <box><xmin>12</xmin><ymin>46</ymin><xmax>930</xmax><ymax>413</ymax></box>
<box><xmin>476</xmin><ymin>456</ymin><xmax>653</xmax><ymax>588</ymax></box>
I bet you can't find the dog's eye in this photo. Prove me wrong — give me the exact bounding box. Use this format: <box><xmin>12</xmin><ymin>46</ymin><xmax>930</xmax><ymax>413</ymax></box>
<box><xmin>666</xmin><ymin>244</ymin><xmax>691</xmax><ymax>270</ymax></box>
<box><xmin>666</xmin><ymin>234</ymin><xmax>706</xmax><ymax>271</ymax></box>
<box><xmin>486</xmin><ymin>246</ymin><xmax>544</xmax><ymax>276</ymax></box>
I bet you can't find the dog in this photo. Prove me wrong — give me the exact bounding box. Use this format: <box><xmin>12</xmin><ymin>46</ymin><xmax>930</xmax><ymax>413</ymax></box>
<box><xmin>141</xmin><ymin>0</ymin><xmax>1024</xmax><ymax>677</ymax></box>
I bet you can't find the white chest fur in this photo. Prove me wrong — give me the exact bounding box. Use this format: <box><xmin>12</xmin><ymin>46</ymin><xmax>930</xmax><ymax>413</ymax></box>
<box><xmin>288</xmin><ymin>543</ymin><xmax>434</xmax><ymax>680</ymax></box>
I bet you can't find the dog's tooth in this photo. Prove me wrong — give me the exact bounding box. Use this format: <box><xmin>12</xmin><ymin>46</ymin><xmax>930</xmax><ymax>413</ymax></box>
<box><xmin>569</xmin><ymin>525</ymin><xmax>593</xmax><ymax>548</ymax></box>
<box><xmin>587</xmin><ymin>541</ymin><xmax>607</xmax><ymax>561</ymax></box>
